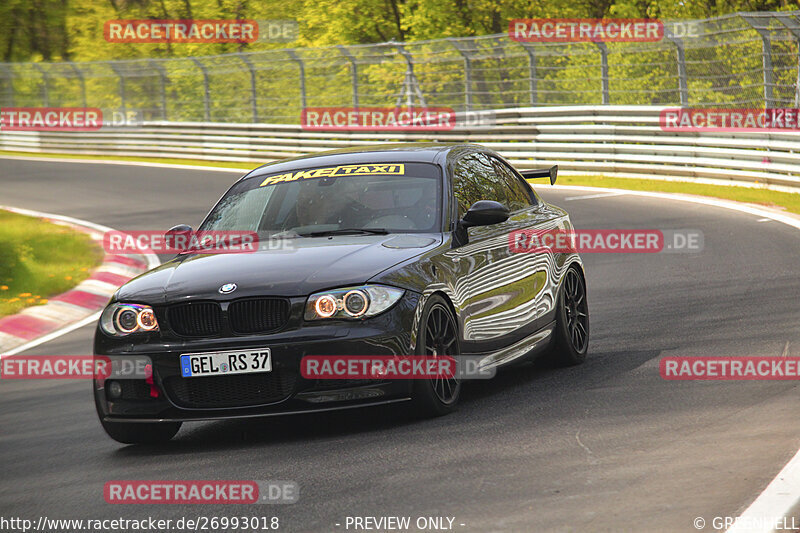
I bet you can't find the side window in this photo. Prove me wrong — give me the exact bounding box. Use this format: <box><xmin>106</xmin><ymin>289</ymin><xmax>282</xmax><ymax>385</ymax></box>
<box><xmin>453</xmin><ymin>153</ymin><xmax>499</xmax><ymax>219</ymax></box>
<box><xmin>453</xmin><ymin>153</ymin><xmax>536</xmax><ymax>220</ymax></box>
<box><xmin>489</xmin><ymin>156</ymin><xmax>536</xmax><ymax>211</ymax></box>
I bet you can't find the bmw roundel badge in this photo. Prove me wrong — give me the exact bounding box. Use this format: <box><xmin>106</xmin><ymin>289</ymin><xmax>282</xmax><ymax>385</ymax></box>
<box><xmin>219</xmin><ymin>283</ymin><xmax>237</xmax><ymax>294</ymax></box>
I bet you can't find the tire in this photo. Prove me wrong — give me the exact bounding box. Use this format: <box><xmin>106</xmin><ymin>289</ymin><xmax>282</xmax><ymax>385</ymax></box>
<box><xmin>547</xmin><ymin>266</ymin><xmax>589</xmax><ymax>367</ymax></box>
<box><xmin>411</xmin><ymin>294</ymin><xmax>462</xmax><ymax>417</ymax></box>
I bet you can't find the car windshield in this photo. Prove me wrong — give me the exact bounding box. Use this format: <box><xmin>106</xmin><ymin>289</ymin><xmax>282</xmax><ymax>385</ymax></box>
<box><xmin>200</xmin><ymin>161</ymin><xmax>441</xmax><ymax>236</ymax></box>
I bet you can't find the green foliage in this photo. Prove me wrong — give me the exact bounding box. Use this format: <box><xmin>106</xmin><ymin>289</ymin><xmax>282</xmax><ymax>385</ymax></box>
<box><xmin>0</xmin><ymin>0</ymin><xmax>71</xmax><ymax>62</ymax></box>
<box><xmin>4</xmin><ymin>0</ymin><xmax>800</xmax><ymax>62</ymax></box>
<box><xmin>2</xmin><ymin>1</ymin><xmax>800</xmax><ymax>123</ymax></box>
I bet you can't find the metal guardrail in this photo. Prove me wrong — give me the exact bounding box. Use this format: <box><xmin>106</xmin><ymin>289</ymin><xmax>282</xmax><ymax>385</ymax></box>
<box><xmin>2</xmin><ymin>106</ymin><xmax>799</xmax><ymax>190</ymax></box>
<box><xmin>1</xmin><ymin>11</ymin><xmax>800</xmax><ymax>122</ymax></box>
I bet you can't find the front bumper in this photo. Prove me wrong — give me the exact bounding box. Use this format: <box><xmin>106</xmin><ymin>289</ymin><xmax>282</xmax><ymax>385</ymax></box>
<box><xmin>94</xmin><ymin>291</ymin><xmax>420</xmax><ymax>422</ymax></box>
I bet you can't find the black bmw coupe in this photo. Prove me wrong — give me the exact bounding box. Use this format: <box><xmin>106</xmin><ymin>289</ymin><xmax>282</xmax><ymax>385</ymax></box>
<box><xmin>94</xmin><ymin>143</ymin><xmax>589</xmax><ymax>443</ymax></box>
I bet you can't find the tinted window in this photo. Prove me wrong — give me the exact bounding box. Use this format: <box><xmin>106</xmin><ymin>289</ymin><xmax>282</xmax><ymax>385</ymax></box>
<box><xmin>453</xmin><ymin>153</ymin><xmax>533</xmax><ymax>219</ymax></box>
<box><xmin>452</xmin><ymin>153</ymin><xmax>497</xmax><ymax>219</ymax></box>
<box><xmin>489</xmin><ymin>156</ymin><xmax>536</xmax><ymax>211</ymax></box>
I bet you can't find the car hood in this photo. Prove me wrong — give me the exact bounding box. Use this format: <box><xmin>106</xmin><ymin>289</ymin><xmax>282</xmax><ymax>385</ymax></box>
<box><xmin>115</xmin><ymin>234</ymin><xmax>440</xmax><ymax>304</ymax></box>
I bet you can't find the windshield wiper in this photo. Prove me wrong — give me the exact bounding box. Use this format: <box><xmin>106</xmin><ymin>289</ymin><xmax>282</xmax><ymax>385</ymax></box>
<box><xmin>297</xmin><ymin>228</ymin><xmax>389</xmax><ymax>237</ymax></box>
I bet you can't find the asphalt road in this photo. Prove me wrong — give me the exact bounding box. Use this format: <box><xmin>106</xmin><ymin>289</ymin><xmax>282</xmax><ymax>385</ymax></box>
<box><xmin>2</xmin><ymin>158</ymin><xmax>800</xmax><ymax>532</ymax></box>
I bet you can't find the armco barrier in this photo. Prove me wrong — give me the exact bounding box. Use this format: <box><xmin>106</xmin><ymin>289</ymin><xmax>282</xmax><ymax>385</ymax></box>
<box><xmin>2</xmin><ymin>106</ymin><xmax>799</xmax><ymax>190</ymax></box>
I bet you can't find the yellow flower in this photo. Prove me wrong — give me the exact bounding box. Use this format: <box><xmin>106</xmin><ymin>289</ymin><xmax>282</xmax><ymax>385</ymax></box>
<box><xmin>26</xmin><ymin>298</ymin><xmax>35</xmax><ymax>304</ymax></box>
<box><xmin>64</xmin><ymin>276</ymin><xmax>72</xmax><ymax>281</ymax></box>
<box><xmin>0</xmin><ymin>286</ymin><xmax>7</xmax><ymax>290</ymax></box>
<box><xmin>39</xmin><ymin>299</ymin><xmax>48</xmax><ymax>304</ymax></box>
<box><xmin>7</xmin><ymin>298</ymin><xmax>19</xmax><ymax>303</ymax></box>
<box><xmin>19</xmin><ymin>292</ymin><xmax>31</xmax><ymax>297</ymax></box>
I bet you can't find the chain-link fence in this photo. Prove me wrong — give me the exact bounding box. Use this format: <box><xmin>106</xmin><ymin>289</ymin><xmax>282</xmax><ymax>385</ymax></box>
<box><xmin>1</xmin><ymin>11</ymin><xmax>799</xmax><ymax>124</ymax></box>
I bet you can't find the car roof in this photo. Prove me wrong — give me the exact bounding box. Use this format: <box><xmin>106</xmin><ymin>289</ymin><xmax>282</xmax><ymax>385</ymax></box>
<box><xmin>242</xmin><ymin>143</ymin><xmax>490</xmax><ymax>181</ymax></box>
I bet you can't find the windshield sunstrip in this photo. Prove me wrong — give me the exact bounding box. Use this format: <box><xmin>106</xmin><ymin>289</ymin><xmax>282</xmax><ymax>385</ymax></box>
<box><xmin>258</xmin><ymin>164</ymin><xmax>406</xmax><ymax>187</ymax></box>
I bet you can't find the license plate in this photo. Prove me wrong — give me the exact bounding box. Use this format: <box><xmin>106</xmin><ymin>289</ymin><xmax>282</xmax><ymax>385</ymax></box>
<box><xmin>180</xmin><ymin>348</ymin><xmax>271</xmax><ymax>378</ymax></box>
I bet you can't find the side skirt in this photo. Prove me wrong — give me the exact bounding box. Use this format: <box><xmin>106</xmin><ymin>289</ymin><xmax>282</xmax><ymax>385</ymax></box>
<box><xmin>468</xmin><ymin>321</ymin><xmax>555</xmax><ymax>371</ymax></box>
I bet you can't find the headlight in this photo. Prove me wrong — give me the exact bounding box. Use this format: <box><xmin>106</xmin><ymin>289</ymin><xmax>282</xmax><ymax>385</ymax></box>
<box><xmin>100</xmin><ymin>303</ymin><xmax>160</xmax><ymax>336</ymax></box>
<box><xmin>305</xmin><ymin>285</ymin><xmax>404</xmax><ymax>321</ymax></box>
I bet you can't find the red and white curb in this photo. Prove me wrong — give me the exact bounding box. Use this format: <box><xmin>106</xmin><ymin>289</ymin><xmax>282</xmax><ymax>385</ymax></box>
<box><xmin>0</xmin><ymin>206</ymin><xmax>159</xmax><ymax>357</ymax></box>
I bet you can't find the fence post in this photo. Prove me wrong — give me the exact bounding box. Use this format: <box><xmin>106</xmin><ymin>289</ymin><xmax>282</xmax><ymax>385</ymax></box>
<box><xmin>237</xmin><ymin>53</ymin><xmax>259</xmax><ymax>122</ymax></box>
<box><xmin>448</xmin><ymin>39</ymin><xmax>472</xmax><ymax>112</ymax></box>
<box><xmin>191</xmin><ymin>58</ymin><xmax>211</xmax><ymax>121</ymax></box>
<box><xmin>32</xmin><ymin>63</ymin><xmax>50</xmax><ymax>107</ymax></box>
<box><xmin>664</xmin><ymin>26</ymin><xmax>689</xmax><ymax>106</ymax></box>
<box><xmin>520</xmin><ymin>43</ymin><xmax>538</xmax><ymax>106</ymax></box>
<box><xmin>593</xmin><ymin>42</ymin><xmax>610</xmax><ymax>105</ymax></box>
<box><xmin>108</xmin><ymin>62</ymin><xmax>127</xmax><ymax>117</ymax></box>
<box><xmin>67</xmin><ymin>62</ymin><xmax>87</xmax><ymax>109</ymax></box>
<box><xmin>148</xmin><ymin>59</ymin><xmax>168</xmax><ymax>121</ymax></box>
<box><xmin>742</xmin><ymin>14</ymin><xmax>775</xmax><ymax>108</ymax></box>
<box><xmin>286</xmin><ymin>50</ymin><xmax>307</xmax><ymax>111</ymax></box>
<box><xmin>393</xmin><ymin>43</ymin><xmax>427</xmax><ymax>108</ymax></box>
<box><xmin>0</xmin><ymin>64</ymin><xmax>14</xmax><ymax>107</ymax></box>
<box><xmin>776</xmin><ymin>14</ymin><xmax>800</xmax><ymax>107</ymax></box>
<box><xmin>337</xmin><ymin>45</ymin><xmax>359</xmax><ymax>108</ymax></box>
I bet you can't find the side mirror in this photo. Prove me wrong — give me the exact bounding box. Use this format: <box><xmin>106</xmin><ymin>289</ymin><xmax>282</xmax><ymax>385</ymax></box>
<box><xmin>165</xmin><ymin>224</ymin><xmax>194</xmax><ymax>254</ymax></box>
<box><xmin>461</xmin><ymin>200</ymin><xmax>509</xmax><ymax>228</ymax></box>
<box><xmin>453</xmin><ymin>200</ymin><xmax>509</xmax><ymax>247</ymax></box>
<box><xmin>166</xmin><ymin>224</ymin><xmax>193</xmax><ymax>237</ymax></box>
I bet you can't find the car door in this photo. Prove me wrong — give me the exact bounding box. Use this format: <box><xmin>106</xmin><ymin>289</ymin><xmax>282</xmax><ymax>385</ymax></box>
<box><xmin>444</xmin><ymin>152</ymin><xmax>563</xmax><ymax>356</ymax></box>
<box><xmin>488</xmin><ymin>154</ymin><xmax>570</xmax><ymax>339</ymax></box>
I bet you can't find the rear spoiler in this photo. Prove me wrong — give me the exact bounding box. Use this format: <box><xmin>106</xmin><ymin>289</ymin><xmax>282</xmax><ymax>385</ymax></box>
<box><xmin>520</xmin><ymin>165</ymin><xmax>558</xmax><ymax>185</ymax></box>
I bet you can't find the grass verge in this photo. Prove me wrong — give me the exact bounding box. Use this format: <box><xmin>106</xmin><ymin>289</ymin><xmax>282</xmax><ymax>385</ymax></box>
<box><xmin>554</xmin><ymin>174</ymin><xmax>800</xmax><ymax>215</ymax></box>
<box><xmin>0</xmin><ymin>210</ymin><xmax>104</xmax><ymax>318</ymax></box>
